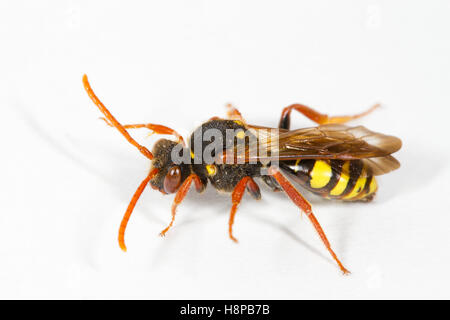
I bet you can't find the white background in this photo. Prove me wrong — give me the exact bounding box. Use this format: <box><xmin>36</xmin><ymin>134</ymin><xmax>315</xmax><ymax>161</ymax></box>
<box><xmin>1</xmin><ymin>1</ymin><xmax>449</xmax><ymax>299</ymax></box>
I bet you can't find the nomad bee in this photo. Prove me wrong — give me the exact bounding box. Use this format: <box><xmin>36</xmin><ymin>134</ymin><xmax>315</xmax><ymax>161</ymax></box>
<box><xmin>83</xmin><ymin>75</ymin><xmax>401</xmax><ymax>274</ymax></box>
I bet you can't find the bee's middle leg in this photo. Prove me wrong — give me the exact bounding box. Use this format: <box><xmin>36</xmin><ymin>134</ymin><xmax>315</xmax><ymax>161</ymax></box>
<box><xmin>228</xmin><ymin>176</ymin><xmax>261</xmax><ymax>243</ymax></box>
<box><xmin>209</xmin><ymin>104</ymin><xmax>247</xmax><ymax>123</ymax></box>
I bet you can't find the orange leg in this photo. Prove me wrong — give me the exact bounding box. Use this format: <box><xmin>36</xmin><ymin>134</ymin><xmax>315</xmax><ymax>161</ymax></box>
<box><xmin>100</xmin><ymin>119</ymin><xmax>185</xmax><ymax>146</ymax></box>
<box><xmin>279</xmin><ymin>103</ymin><xmax>380</xmax><ymax>129</ymax></box>
<box><xmin>118</xmin><ymin>168</ymin><xmax>159</xmax><ymax>251</ymax></box>
<box><xmin>83</xmin><ymin>74</ymin><xmax>154</xmax><ymax>160</ymax></box>
<box><xmin>228</xmin><ymin>177</ymin><xmax>261</xmax><ymax>243</ymax></box>
<box><xmin>226</xmin><ymin>103</ymin><xmax>246</xmax><ymax>123</ymax></box>
<box><xmin>208</xmin><ymin>104</ymin><xmax>246</xmax><ymax>123</ymax></box>
<box><xmin>268</xmin><ymin>166</ymin><xmax>350</xmax><ymax>274</ymax></box>
<box><xmin>159</xmin><ymin>174</ymin><xmax>204</xmax><ymax>236</ymax></box>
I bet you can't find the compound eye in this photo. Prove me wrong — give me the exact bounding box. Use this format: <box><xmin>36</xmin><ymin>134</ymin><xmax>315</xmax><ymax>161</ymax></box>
<box><xmin>163</xmin><ymin>166</ymin><xmax>181</xmax><ymax>194</ymax></box>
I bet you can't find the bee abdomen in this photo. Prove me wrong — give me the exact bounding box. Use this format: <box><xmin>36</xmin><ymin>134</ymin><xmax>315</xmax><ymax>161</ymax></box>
<box><xmin>280</xmin><ymin>159</ymin><xmax>377</xmax><ymax>201</ymax></box>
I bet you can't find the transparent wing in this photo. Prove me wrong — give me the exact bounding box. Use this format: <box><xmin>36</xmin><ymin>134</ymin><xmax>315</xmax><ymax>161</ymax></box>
<box><xmin>234</xmin><ymin>124</ymin><xmax>402</xmax><ymax>172</ymax></box>
<box><xmin>361</xmin><ymin>155</ymin><xmax>400</xmax><ymax>176</ymax></box>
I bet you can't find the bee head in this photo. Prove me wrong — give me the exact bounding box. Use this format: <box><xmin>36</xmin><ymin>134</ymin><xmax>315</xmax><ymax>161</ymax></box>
<box><xmin>149</xmin><ymin>139</ymin><xmax>191</xmax><ymax>194</ymax></box>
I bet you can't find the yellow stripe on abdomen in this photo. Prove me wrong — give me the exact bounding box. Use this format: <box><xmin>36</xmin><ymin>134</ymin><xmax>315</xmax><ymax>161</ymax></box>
<box><xmin>330</xmin><ymin>161</ymin><xmax>350</xmax><ymax>196</ymax></box>
<box><xmin>310</xmin><ymin>160</ymin><xmax>333</xmax><ymax>188</ymax></box>
<box><xmin>369</xmin><ymin>177</ymin><xmax>378</xmax><ymax>195</ymax></box>
<box><xmin>343</xmin><ymin>168</ymin><xmax>367</xmax><ymax>200</ymax></box>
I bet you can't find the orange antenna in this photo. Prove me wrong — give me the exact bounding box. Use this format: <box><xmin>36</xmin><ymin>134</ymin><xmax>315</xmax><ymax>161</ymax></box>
<box><xmin>118</xmin><ymin>167</ymin><xmax>159</xmax><ymax>251</ymax></box>
<box><xmin>82</xmin><ymin>74</ymin><xmax>154</xmax><ymax>160</ymax></box>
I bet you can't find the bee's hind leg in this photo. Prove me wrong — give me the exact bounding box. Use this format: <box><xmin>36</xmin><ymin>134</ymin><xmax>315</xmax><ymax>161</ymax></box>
<box><xmin>278</xmin><ymin>103</ymin><xmax>379</xmax><ymax>129</ymax></box>
<box><xmin>268</xmin><ymin>166</ymin><xmax>350</xmax><ymax>275</ymax></box>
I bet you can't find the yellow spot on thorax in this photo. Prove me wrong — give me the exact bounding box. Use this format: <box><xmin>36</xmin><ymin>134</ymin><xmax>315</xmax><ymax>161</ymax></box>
<box><xmin>206</xmin><ymin>164</ymin><xmax>216</xmax><ymax>176</ymax></box>
<box><xmin>330</xmin><ymin>161</ymin><xmax>350</xmax><ymax>196</ymax></box>
<box><xmin>310</xmin><ymin>160</ymin><xmax>332</xmax><ymax>189</ymax></box>
<box><xmin>236</xmin><ymin>130</ymin><xmax>245</xmax><ymax>139</ymax></box>
<box><xmin>190</xmin><ymin>150</ymin><xmax>195</xmax><ymax>159</ymax></box>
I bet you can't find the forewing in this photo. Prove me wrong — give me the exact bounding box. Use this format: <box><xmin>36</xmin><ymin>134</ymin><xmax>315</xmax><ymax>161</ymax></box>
<box><xmin>244</xmin><ymin>124</ymin><xmax>402</xmax><ymax>163</ymax></box>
